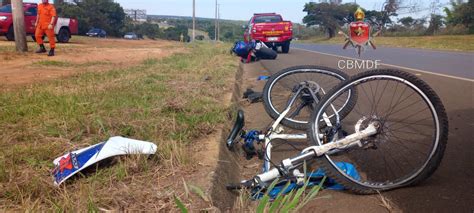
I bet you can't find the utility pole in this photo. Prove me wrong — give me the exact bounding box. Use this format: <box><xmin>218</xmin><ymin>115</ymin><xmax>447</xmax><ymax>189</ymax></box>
<box><xmin>214</xmin><ymin>0</ymin><xmax>217</xmax><ymax>41</ymax></box>
<box><xmin>11</xmin><ymin>0</ymin><xmax>27</xmax><ymax>52</ymax></box>
<box><xmin>217</xmin><ymin>4</ymin><xmax>220</xmax><ymax>42</ymax></box>
<box><xmin>192</xmin><ymin>0</ymin><xmax>195</xmax><ymax>42</ymax></box>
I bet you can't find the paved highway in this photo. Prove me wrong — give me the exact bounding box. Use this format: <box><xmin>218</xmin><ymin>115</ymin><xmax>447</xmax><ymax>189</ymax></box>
<box><xmin>293</xmin><ymin>43</ymin><xmax>474</xmax><ymax>81</ymax></box>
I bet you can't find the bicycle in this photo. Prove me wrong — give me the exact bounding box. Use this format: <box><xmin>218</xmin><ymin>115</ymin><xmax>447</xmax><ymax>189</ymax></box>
<box><xmin>226</xmin><ymin>68</ymin><xmax>448</xmax><ymax>194</ymax></box>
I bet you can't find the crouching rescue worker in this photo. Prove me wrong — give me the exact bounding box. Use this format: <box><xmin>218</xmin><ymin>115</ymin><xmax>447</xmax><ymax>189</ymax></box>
<box><xmin>35</xmin><ymin>0</ymin><xmax>57</xmax><ymax>56</ymax></box>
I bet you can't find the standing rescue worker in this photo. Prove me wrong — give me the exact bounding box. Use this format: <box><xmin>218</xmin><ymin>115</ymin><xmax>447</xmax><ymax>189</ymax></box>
<box><xmin>34</xmin><ymin>0</ymin><xmax>56</xmax><ymax>56</ymax></box>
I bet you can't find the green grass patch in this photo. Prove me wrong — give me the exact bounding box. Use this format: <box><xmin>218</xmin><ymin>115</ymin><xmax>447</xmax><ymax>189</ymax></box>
<box><xmin>33</xmin><ymin>60</ymin><xmax>73</xmax><ymax>67</ymax></box>
<box><xmin>0</xmin><ymin>42</ymin><xmax>237</xmax><ymax>211</ymax></box>
<box><xmin>32</xmin><ymin>60</ymin><xmax>111</xmax><ymax>68</ymax></box>
<box><xmin>300</xmin><ymin>34</ymin><xmax>474</xmax><ymax>52</ymax></box>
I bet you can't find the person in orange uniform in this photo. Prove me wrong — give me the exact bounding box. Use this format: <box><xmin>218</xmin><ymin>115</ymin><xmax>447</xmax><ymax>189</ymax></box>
<box><xmin>34</xmin><ymin>0</ymin><xmax>57</xmax><ymax>56</ymax></box>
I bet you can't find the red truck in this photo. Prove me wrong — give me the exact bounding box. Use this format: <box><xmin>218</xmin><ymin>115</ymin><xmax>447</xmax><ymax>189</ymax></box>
<box><xmin>0</xmin><ymin>3</ymin><xmax>78</xmax><ymax>43</ymax></box>
<box><xmin>244</xmin><ymin>13</ymin><xmax>293</xmax><ymax>53</ymax></box>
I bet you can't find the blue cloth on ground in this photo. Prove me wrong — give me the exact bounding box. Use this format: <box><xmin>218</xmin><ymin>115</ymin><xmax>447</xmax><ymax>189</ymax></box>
<box><xmin>252</xmin><ymin>162</ymin><xmax>360</xmax><ymax>199</ymax></box>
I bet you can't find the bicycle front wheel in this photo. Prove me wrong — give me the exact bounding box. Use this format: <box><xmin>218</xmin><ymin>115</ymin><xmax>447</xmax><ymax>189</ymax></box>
<box><xmin>263</xmin><ymin>65</ymin><xmax>353</xmax><ymax>130</ymax></box>
<box><xmin>308</xmin><ymin>69</ymin><xmax>449</xmax><ymax>194</ymax></box>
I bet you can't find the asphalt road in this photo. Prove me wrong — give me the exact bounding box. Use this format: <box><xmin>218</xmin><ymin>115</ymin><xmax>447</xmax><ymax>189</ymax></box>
<box><xmin>258</xmin><ymin>46</ymin><xmax>474</xmax><ymax>212</ymax></box>
<box><xmin>293</xmin><ymin>43</ymin><xmax>474</xmax><ymax>80</ymax></box>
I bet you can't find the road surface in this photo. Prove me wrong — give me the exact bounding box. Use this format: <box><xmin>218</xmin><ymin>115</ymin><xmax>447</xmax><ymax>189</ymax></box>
<box><xmin>257</xmin><ymin>45</ymin><xmax>473</xmax><ymax>212</ymax></box>
<box><xmin>293</xmin><ymin>43</ymin><xmax>474</xmax><ymax>80</ymax></box>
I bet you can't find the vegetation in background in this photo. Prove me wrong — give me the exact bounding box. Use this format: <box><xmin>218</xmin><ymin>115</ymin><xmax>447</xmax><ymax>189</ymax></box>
<box><xmin>56</xmin><ymin>0</ymin><xmax>126</xmax><ymax>37</ymax></box>
<box><xmin>122</xmin><ymin>20</ymin><xmax>161</xmax><ymax>39</ymax></box>
<box><xmin>300</xmin><ymin>34</ymin><xmax>474</xmax><ymax>51</ymax></box>
<box><xmin>303</xmin><ymin>3</ymin><xmax>359</xmax><ymax>38</ymax></box>
<box><xmin>444</xmin><ymin>0</ymin><xmax>474</xmax><ymax>34</ymax></box>
<box><xmin>301</xmin><ymin>1</ymin><xmax>473</xmax><ymax>38</ymax></box>
<box><xmin>56</xmin><ymin>1</ymin><xmax>188</xmax><ymax>41</ymax></box>
<box><xmin>149</xmin><ymin>16</ymin><xmax>246</xmax><ymax>42</ymax></box>
<box><xmin>162</xmin><ymin>25</ymin><xmax>190</xmax><ymax>41</ymax></box>
<box><xmin>302</xmin><ymin>3</ymin><xmax>394</xmax><ymax>38</ymax></box>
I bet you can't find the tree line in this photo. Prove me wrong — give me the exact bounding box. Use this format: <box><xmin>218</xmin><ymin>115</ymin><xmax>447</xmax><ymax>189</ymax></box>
<box><xmin>302</xmin><ymin>0</ymin><xmax>474</xmax><ymax>38</ymax></box>
<box><xmin>148</xmin><ymin>16</ymin><xmax>246</xmax><ymax>42</ymax></box>
<box><xmin>56</xmin><ymin>0</ymin><xmax>189</xmax><ymax>41</ymax></box>
<box><xmin>55</xmin><ymin>0</ymin><xmax>246</xmax><ymax>41</ymax></box>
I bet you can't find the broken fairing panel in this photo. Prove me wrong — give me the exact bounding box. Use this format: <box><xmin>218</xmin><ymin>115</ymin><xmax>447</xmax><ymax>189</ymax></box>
<box><xmin>52</xmin><ymin>136</ymin><xmax>157</xmax><ymax>186</ymax></box>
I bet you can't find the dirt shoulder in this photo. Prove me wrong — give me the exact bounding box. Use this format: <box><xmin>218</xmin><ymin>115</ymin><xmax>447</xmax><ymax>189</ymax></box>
<box><xmin>0</xmin><ymin>37</ymin><xmax>179</xmax><ymax>86</ymax></box>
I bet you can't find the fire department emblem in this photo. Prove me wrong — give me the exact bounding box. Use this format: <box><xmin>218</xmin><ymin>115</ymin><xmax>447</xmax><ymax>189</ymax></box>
<box><xmin>341</xmin><ymin>7</ymin><xmax>380</xmax><ymax>56</ymax></box>
<box><xmin>349</xmin><ymin>21</ymin><xmax>370</xmax><ymax>45</ymax></box>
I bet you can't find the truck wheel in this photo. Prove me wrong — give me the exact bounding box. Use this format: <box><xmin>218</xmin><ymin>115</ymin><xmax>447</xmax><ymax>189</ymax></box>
<box><xmin>57</xmin><ymin>28</ymin><xmax>71</xmax><ymax>43</ymax></box>
<box><xmin>282</xmin><ymin>41</ymin><xmax>290</xmax><ymax>53</ymax></box>
<box><xmin>6</xmin><ymin>26</ymin><xmax>14</xmax><ymax>41</ymax></box>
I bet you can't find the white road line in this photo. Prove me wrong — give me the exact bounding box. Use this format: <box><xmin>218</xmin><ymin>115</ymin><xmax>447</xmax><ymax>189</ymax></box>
<box><xmin>294</xmin><ymin>47</ymin><xmax>474</xmax><ymax>83</ymax></box>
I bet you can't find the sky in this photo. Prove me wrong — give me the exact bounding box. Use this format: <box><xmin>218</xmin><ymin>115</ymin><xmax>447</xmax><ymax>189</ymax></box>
<box><xmin>114</xmin><ymin>0</ymin><xmax>453</xmax><ymax>23</ymax></box>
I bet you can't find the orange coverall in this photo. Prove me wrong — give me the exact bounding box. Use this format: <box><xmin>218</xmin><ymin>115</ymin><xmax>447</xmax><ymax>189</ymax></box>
<box><xmin>35</xmin><ymin>3</ymin><xmax>57</xmax><ymax>49</ymax></box>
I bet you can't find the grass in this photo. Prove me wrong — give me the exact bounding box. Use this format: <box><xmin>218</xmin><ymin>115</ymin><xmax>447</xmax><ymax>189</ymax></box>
<box><xmin>224</xmin><ymin>163</ymin><xmax>328</xmax><ymax>212</ymax></box>
<box><xmin>0</xmin><ymin>42</ymin><xmax>238</xmax><ymax>211</ymax></box>
<box><xmin>0</xmin><ymin>41</ymin><xmax>38</xmax><ymax>53</ymax></box>
<box><xmin>301</xmin><ymin>34</ymin><xmax>474</xmax><ymax>52</ymax></box>
<box><xmin>32</xmin><ymin>60</ymin><xmax>111</xmax><ymax>68</ymax></box>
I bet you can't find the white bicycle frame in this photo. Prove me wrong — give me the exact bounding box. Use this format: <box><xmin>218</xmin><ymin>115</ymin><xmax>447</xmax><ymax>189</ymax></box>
<box><xmin>242</xmin><ymin>85</ymin><xmax>379</xmax><ymax>187</ymax></box>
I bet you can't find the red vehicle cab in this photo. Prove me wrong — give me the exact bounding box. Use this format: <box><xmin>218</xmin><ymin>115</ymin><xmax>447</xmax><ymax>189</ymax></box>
<box><xmin>244</xmin><ymin>13</ymin><xmax>293</xmax><ymax>53</ymax></box>
<box><xmin>0</xmin><ymin>3</ymin><xmax>78</xmax><ymax>43</ymax></box>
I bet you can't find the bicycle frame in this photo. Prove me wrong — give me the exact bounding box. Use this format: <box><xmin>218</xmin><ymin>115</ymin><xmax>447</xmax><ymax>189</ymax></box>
<box><xmin>258</xmin><ymin>83</ymin><xmax>338</xmax><ymax>173</ymax></box>
<box><xmin>227</xmin><ymin>83</ymin><xmax>380</xmax><ymax>189</ymax></box>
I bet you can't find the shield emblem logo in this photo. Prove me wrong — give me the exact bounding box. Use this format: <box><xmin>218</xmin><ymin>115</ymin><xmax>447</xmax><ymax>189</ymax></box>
<box><xmin>349</xmin><ymin>21</ymin><xmax>370</xmax><ymax>45</ymax></box>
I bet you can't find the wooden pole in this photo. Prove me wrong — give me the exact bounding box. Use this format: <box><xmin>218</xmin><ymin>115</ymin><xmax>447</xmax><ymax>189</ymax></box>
<box><xmin>214</xmin><ymin>0</ymin><xmax>217</xmax><ymax>41</ymax></box>
<box><xmin>217</xmin><ymin>4</ymin><xmax>220</xmax><ymax>42</ymax></box>
<box><xmin>11</xmin><ymin>0</ymin><xmax>27</xmax><ymax>52</ymax></box>
<box><xmin>192</xmin><ymin>0</ymin><xmax>195</xmax><ymax>42</ymax></box>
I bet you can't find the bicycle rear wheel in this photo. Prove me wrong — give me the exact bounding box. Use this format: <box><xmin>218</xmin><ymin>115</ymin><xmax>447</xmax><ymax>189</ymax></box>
<box><xmin>308</xmin><ymin>69</ymin><xmax>448</xmax><ymax>194</ymax></box>
<box><xmin>263</xmin><ymin>65</ymin><xmax>354</xmax><ymax>130</ymax></box>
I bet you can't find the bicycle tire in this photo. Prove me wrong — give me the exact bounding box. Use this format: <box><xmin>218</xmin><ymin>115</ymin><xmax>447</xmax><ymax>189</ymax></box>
<box><xmin>262</xmin><ymin>65</ymin><xmax>355</xmax><ymax>130</ymax></box>
<box><xmin>308</xmin><ymin>69</ymin><xmax>449</xmax><ymax>194</ymax></box>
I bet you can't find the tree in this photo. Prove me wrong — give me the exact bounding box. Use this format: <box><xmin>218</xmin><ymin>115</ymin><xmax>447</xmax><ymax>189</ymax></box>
<box><xmin>444</xmin><ymin>0</ymin><xmax>474</xmax><ymax>33</ymax></box>
<box><xmin>224</xmin><ymin>31</ymin><xmax>233</xmax><ymax>40</ymax></box>
<box><xmin>11</xmin><ymin>0</ymin><xmax>27</xmax><ymax>52</ymax></box>
<box><xmin>137</xmin><ymin>22</ymin><xmax>160</xmax><ymax>39</ymax></box>
<box><xmin>425</xmin><ymin>14</ymin><xmax>444</xmax><ymax>35</ymax></box>
<box><xmin>207</xmin><ymin>25</ymin><xmax>216</xmax><ymax>40</ymax></box>
<box><xmin>398</xmin><ymin>16</ymin><xmax>415</xmax><ymax>28</ymax></box>
<box><xmin>57</xmin><ymin>0</ymin><xmax>126</xmax><ymax>36</ymax></box>
<box><xmin>303</xmin><ymin>2</ymin><xmax>358</xmax><ymax>38</ymax></box>
<box><xmin>163</xmin><ymin>25</ymin><xmax>189</xmax><ymax>41</ymax></box>
<box><xmin>365</xmin><ymin>10</ymin><xmax>393</xmax><ymax>24</ymax></box>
